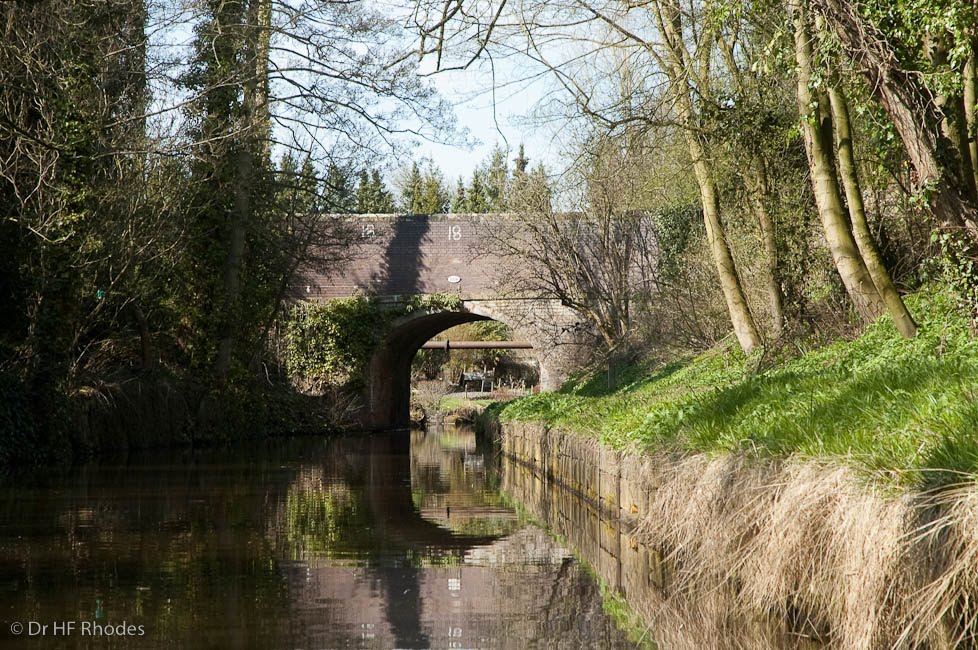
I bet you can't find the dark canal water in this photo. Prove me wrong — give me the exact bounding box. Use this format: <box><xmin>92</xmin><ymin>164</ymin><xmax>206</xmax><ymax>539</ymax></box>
<box><xmin>0</xmin><ymin>428</ymin><xmax>640</xmax><ymax>649</ymax></box>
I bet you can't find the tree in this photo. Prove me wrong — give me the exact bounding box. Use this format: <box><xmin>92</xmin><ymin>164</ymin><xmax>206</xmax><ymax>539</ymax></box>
<box><xmin>0</xmin><ymin>0</ymin><xmax>462</xmax><ymax>457</ymax></box>
<box><xmin>0</xmin><ymin>1</ymin><xmax>171</xmax><ymax>380</ymax></box>
<box><xmin>484</xmin><ymin>145</ymin><xmax>510</xmax><ymax>211</ymax></box>
<box><xmin>465</xmin><ymin>169</ymin><xmax>491</xmax><ymax>213</ymax></box>
<box><xmin>398</xmin><ymin>159</ymin><xmax>449</xmax><ymax>213</ymax></box>
<box><xmin>827</xmin><ymin>77</ymin><xmax>917</xmax><ymax>337</ymax></box>
<box><xmin>810</xmin><ymin>0</ymin><xmax>978</xmax><ymax>262</ymax></box>
<box><xmin>177</xmin><ymin>0</ymin><xmax>455</xmax><ymax>386</ymax></box>
<box><xmin>413</xmin><ymin>0</ymin><xmax>770</xmax><ymax>353</ymax></box>
<box><xmin>0</xmin><ymin>1</ymin><xmax>203</xmax><ymax>458</ymax></box>
<box><xmin>789</xmin><ymin>0</ymin><xmax>886</xmax><ymax>325</ymax></box>
<box><xmin>356</xmin><ymin>169</ymin><xmax>395</xmax><ymax>213</ymax></box>
<box><xmin>489</xmin><ymin>143</ymin><xmax>657</xmax><ymax>351</ymax></box>
<box><xmin>509</xmin><ymin>144</ymin><xmax>531</xmax><ymax>207</ymax></box>
<box><xmin>653</xmin><ymin>0</ymin><xmax>764</xmax><ymax>353</ymax></box>
<box><xmin>324</xmin><ymin>163</ymin><xmax>355</xmax><ymax>213</ymax></box>
<box><xmin>451</xmin><ymin>177</ymin><xmax>468</xmax><ymax>212</ymax></box>
<box><xmin>179</xmin><ymin>0</ymin><xmax>274</xmax><ymax>385</ymax></box>
<box><xmin>785</xmin><ymin>1</ymin><xmax>917</xmax><ymax>337</ymax></box>
<box><xmin>714</xmin><ymin>19</ymin><xmax>790</xmax><ymax>338</ymax></box>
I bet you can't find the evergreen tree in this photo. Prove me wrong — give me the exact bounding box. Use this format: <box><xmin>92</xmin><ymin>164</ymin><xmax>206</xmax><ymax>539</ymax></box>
<box><xmin>323</xmin><ymin>163</ymin><xmax>354</xmax><ymax>213</ymax></box>
<box><xmin>466</xmin><ymin>169</ymin><xmax>491</xmax><ymax>212</ymax></box>
<box><xmin>509</xmin><ymin>144</ymin><xmax>530</xmax><ymax>208</ymax></box>
<box><xmin>419</xmin><ymin>163</ymin><xmax>450</xmax><ymax>213</ymax></box>
<box><xmin>355</xmin><ymin>169</ymin><xmax>373</xmax><ymax>212</ymax></box>
<box><xmin>356</xmin><ymin>168</ymin><xmax>395</xmax><ymax>213</ymax></box>
<box><xmin>451</xmin><ymin>177</ymin><xmax>467</xmax><ymax>212</ymax></box>
<box><xmin>370</xmin><ymin>170</ymin><xmax>395</xmax><ymax>212</ymax></box>
<box><xmin>400</xmin><ymin>159</ymin><xmax>448</xmax><ymax>213</ymax></box>
<box><xmin>514</xmin><ymin>144</ymin><xmax>529</xmax><ymax>174</ymax></box>
<box><xmin>484</xmin><ymin>145</ymin><xmax>510</xmax><ymax>211</ymax></box>
<box><xmin>401</xmin><ymin>162</ymin><xmax>424</xmax><ymax>212</ymax></box>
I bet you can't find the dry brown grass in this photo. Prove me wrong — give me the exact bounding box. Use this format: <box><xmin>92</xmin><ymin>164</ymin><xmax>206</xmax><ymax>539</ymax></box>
<box><xmin>629</xmin><ymin>454</ymin><xmax>978</xmax><ymax>649</ymax></box>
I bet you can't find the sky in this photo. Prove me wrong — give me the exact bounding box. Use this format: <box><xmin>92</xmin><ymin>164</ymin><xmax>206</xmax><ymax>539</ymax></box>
<box><xmin>143</xmin><ymin>0</ymin><xmax>571</xmax><ymax>189</ymax></box>
<box><xmin>412</xmin><ymin>57</ymin><xmax>569</xmax><ymax>184</ymax></box>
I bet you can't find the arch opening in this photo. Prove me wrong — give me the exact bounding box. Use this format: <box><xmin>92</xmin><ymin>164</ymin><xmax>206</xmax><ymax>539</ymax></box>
<box><xmin>366</xmin><ymin>309</ymin><xmax>537</xmax><ymax>430</ymax></box>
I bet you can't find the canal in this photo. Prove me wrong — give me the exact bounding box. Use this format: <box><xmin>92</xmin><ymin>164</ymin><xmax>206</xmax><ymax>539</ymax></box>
<box><xmin>0</xmin><ymin>427</ymin><xmax>642</xmax><ymax>649</ymax></box>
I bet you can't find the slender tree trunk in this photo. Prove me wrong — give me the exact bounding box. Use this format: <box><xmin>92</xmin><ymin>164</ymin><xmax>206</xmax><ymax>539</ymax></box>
<box><xmin>952</xmin><ymin>92</ymin><xmax>978</xmax><ymax>203</ymax></box>
<box><xmin>828</xmin><ymin>84</ymin><xmax>917</xmax><ymax>337</ymax></box>
<box><xmin>686</xmin><ymin>123</ymin><xmax>764</xmax><ymax>353</ymax></box>
<box><xmin>964</xmin><ymin>35</ymin><xmax>978</xmax><ymax>201</ymax></box>
<box><xmin>714</xmin><ymin>35</ymin><xmax>787</xmax><ymax>339</ymax></box>
<box><xmin>928</xmin><ymin>38</ymin><xmax>978</xmax><ymax>204</ymax></box>
<box><xmin>658</xmin><ymin>0</ymin><xmax>763</xmax><ymax>354</ymax></box>
<box><xmin>747</xmin><ymin>156</ymin><xmax>786</xmax><ymax>337</ymax></box>
<box><xmin>811</xmin><ymin>0</ymin><xmax>978</xmax><ymax>240</ymax></box>
<box><xmin>213</xmin><ymin>0</ymin><xmax>271</xmax><ymax>384</ymax></box>
<box><xmin>792</xmin><ymin>0</ymin><xmax>885</xmax><ymax>323</ymax></box>
<box><xmin>133</xmin><ymin>303</ymin><xmax>155</xmax><ymax>370</ymax></box>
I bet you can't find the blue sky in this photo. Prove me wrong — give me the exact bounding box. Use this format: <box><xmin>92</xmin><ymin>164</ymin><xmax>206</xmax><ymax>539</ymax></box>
<box><xmin>413</xmin><ymin>57</ymin><xmax>566</xmax><ymax>184</ymax></box>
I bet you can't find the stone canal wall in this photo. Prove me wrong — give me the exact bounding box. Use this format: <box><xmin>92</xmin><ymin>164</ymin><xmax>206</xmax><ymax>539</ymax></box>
<box><xmin>496</xmin><ymin>421</ymin><xmax>672</xmax><ymax>640</ymax></box>
<box><xmin>491</xmin><ymin>418</ymin><xmax>978</xmax><ymax>650</ymax></box>
<box><xmin>494</xmin><ymin>420</ymin><xmax>651</xmax><ymax>531</ymax></box>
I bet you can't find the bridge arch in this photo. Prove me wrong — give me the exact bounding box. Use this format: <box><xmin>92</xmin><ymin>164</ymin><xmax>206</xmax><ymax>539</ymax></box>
<box><xmin>364</xmin><ymin>300</ymin><xmax>578</xmax><ymax>430</ymax></box>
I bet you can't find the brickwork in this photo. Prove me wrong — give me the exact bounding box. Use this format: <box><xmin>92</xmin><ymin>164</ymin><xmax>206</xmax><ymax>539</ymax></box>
<box><xmin>293</xmin><ymin>213</ymin><xmax>511</xmax><ymax>299</ymax></box>
<box><xmin>291</xmin><ymin>213</ymin><xmax>593</xmax><ymax>430</ymax></box>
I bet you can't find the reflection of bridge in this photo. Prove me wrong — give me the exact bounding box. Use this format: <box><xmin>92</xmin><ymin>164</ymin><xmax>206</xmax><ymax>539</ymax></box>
<box><xmin>282</xmin><ymin>432</ymin><xmax>630</xmax><ymax>649</ymax></box>
<box><xmin>293</xmin><ymin>214</ymin><xmax>590</xmax><ymax>429</ymax></box>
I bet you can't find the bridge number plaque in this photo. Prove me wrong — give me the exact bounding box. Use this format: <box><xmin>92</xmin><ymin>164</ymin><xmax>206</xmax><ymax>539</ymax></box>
<box><xmin>447</xmin><ymin>224</ymin><xmax>462</xmax><ymax>241</ymax></box>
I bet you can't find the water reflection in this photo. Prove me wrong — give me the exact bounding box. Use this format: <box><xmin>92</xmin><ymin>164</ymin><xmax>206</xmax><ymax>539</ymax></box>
<box><xmin>0</xmin><ymin>428</ymin><xmax>635</xmax><ymax>649</ymax></box>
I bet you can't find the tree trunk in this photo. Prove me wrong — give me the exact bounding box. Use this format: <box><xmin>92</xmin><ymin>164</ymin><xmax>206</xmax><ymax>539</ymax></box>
<box><xmin>928</xmin><ymin>38</ymin><xmax>978</xmax><ymax>205</ymax></box>
<box><xmin>792</xmin><ymin>0</ymin><xmax>885</xmax><ymax>323</ymax></box>
<box><xmin>964</xmin><ymin>36</ymin><xmax>978</xmax><ymax>201</ymax></box>
<box><xmin>828</xmin><ymin>84</ymin><xmax>917</xmax><ymax>337</ymax></box>
<box><xmin>658</xmin><ymin>0</ymin><xmax>763</xmax><ymax>354</ymax></box>
<box><xmin>213</xmin><ymin>0</ymin><xmax>271</xmax><ymax>384</ymax></box>
<box><xmin>747</xmin><ymin>156</ymin><xmax>786</xmax><ymax>338</ymax></box>
<box><xmin>810</xmin><ymin>0</ymin><xmax>978</xmax><ymax>240</ymax></box>
<box><xmin>714</xmin><ymin>33</ymin><xmax>786</xmax><ymax>339</ymax></box>
<box><xmin>133</xmin><ymin>303</ymin><xmax>155</xmax><ymax>370</ymax></box>
<box><xmin>213</xmin><ymin>151</ymin><xmax>251</xmax><ymax>384</ymax></box>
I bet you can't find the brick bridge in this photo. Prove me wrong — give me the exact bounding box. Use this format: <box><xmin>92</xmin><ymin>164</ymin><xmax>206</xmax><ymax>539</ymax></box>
<box><xmin>292</xmin><ymin>214</ymin><xmax>591</xmax><ymax>430</ymax></box>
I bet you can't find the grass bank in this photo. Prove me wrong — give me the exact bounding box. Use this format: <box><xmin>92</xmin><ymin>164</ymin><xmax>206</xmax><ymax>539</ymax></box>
<box><xmin>497</xmin><ymin>286</ymin><xmax>978</xmax><ymax>489</ymax></box>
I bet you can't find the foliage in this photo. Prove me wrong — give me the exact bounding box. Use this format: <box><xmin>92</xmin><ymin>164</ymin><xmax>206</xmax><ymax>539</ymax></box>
<box><xmin>285</xmin><ymin>294</ymin><xmax>463</xmax><ymax>391</ymax></box>
<box><xmin>0</xmin><ymin>0</ymin><xmax>458</xmax><ymax>459</ymax></box>
<box><xmin>398</xmin><ymin>159</ymin><xmax>450</xmax><ymax>213</ymax></box>
<box><xmin>486</xmin><ymin>134</ymin><xmax>665</xmax><ymax>352</ymax></box>
<box><xmin>599</xmin><ymin>582</ymin><xmax>657</xmax><ymax>650</ymax></box>
<box><xmin>356</xmin><ymin>168</ymin><xmax>396</xmax><ymax>213</ymax></box>
<box><xmin>323</xmin><ymin>164</ymin><xmax>355</xmax><ymax>213</ymax></box>
<box><xmin>451</xmin><ymin>144</ymin><xmax>512</xmax><ymax>212</ymax></box>
<box><xmin>499</xmin><ymin>285</ymin><xmax>978</xmax><ymax>488</ymax></box>
<box><xmin>285</xmin><ymin>298</ymin><xmax>385</xmax><ymax>390</ymax></box>
<box><xmin>411</xmin><ymin>320</ymin><xmax>513</xmax><ymax>381</ymax></box>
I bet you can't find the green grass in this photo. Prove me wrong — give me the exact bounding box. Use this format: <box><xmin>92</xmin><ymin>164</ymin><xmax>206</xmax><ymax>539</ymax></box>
<box><xmin>437</xmin><ymin>396</ymin><xmax>493</xmax><ymax>413</ymax></box>
<box><xmin>498</xmin><ymin>286</ymin><xmax>978</xmax><ymax>489</ymax></box>
<box><xmin>599</xmin><ymin>583</ymin><xmax>658</xmax><ymax>649</ymax></box>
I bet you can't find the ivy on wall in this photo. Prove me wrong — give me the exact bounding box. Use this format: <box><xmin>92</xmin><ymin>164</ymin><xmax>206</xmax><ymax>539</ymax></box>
<box><xmin>284</xmin><ymin>294</ymin><xmax>462</xmax><ymax>391</ymax></box>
